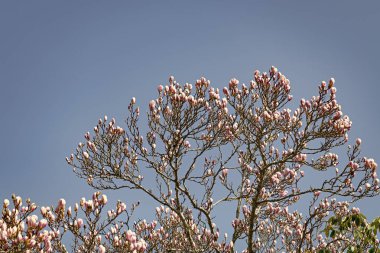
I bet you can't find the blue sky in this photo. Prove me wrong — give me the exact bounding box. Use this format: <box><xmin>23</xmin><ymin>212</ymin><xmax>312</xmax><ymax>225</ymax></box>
<box><xmin>0</xmin><ymin>0</ymin><xmax>379</xmax><ymax>233</ymax></box>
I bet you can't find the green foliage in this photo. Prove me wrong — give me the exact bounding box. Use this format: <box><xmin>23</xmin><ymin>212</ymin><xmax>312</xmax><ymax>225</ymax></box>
<box><xmin>324</xmin><ymin>214</ymin><xmax>380</xmax><ymax>253</ymax></box>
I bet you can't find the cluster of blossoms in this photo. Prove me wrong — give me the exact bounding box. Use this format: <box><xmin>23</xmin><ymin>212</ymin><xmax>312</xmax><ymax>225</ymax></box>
<box><xmin>102</xmin><ymin>223</ymin><xmax>147</xmax><ymax>252</ymax></box>
<box><xmin>0</xmin><ymin>191</ymin><xmax>134</xmax><ymax>252</ymax></box>
<box><xmin>0</xmin><ymin>193</ymin><xmax>238</xmax><ymax>252</ymax></box>
<box><xmin>3</xmin><ymin>67</ymin><xmax>379</xmax><ymax>252</ymax></box>
<box><xmin>0</xmin><ymin>195</ymin><xmax>62</xmax><ymax>252</ymax></box>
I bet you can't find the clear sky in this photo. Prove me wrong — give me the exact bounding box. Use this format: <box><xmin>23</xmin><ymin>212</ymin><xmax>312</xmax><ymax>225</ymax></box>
<box><xmin>0</xmin><ymin>0</ymin><xmax>379</xmax><ymax>233</ymax></box>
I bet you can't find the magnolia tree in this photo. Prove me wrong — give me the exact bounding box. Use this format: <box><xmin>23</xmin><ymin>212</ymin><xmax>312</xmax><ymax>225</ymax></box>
<box><xmin>1</xmin><ymin>67</ymin><xmax>379</xmax><ymax>252</ymax></box>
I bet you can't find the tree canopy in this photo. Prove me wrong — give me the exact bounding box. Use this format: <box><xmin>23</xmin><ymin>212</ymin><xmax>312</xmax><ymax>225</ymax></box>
<box><xmin>1</xmin><ymin>67</ymin><xmax>379</xmax><ymax>252</ymax></box>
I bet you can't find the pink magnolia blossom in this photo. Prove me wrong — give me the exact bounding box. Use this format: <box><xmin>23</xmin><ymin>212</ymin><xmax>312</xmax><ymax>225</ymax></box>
<box><xmin>2</xmin><ymin>67</ymin><xmax>379</xmax><ymax>253</ymax></box>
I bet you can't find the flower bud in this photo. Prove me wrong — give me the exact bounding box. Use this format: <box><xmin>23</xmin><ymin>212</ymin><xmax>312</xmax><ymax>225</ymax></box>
<box><xmin>101</xmin><ymin>194</ymin><xmax>108</xmax><ymax>205</ymax></box>
<box><xmin>149</xmin><ymin>100</ymin><xmax>156</xmax><ymax>111</ymax></box>
<box><xmin>99</xmin><ymin>245</ymin><xmax>106</xmax><ymax>253</ymax></box>
<box><xmin>77</xmin><ymin>218</ymin><xmax>84</xmax><ymax>228</ymax></box>
<box><xmin>222</xmin><ymin>168</ymin><xmax>229</xmax><ymax>178</ymax></box>
<box><xmin>328</xmin><ymin>78</ymin><xmax>335</xmax><ymax>88</ymax></box>
<box><xmin>3</xmin><ymin>199</ymin><xmax>9</xmax><ymax>208</ymax></box>
<box><xmin>83</xmin><ymin>151</ymin><xmax>90</xmax><ymax>159</ymax></box>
